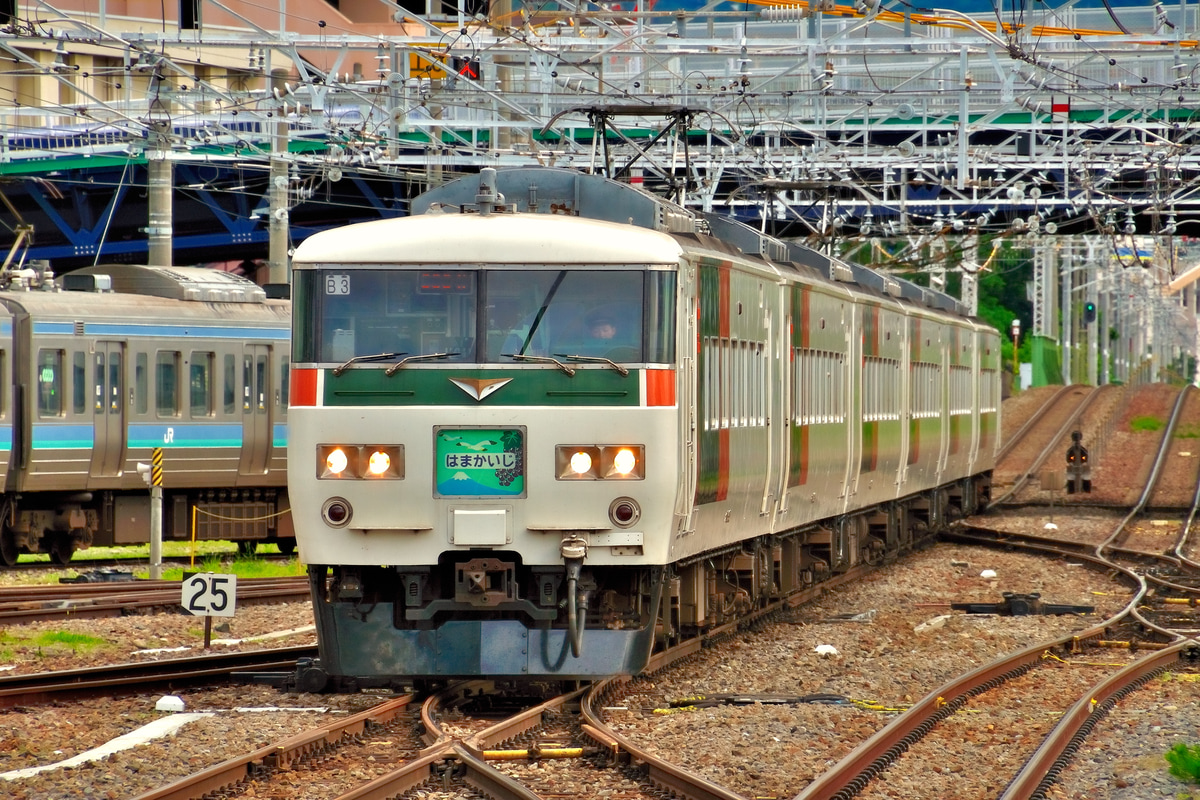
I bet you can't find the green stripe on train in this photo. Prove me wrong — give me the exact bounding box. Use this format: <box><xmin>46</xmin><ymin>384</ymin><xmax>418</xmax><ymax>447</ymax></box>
<box><xmin>322</xmin><ymin>368</ymin><xmax>642</xmax><ymax>406</ymax></box>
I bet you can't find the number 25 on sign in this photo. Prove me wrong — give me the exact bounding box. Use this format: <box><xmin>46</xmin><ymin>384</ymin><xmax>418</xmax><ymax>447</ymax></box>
<box><xmin>181</xmin><ymin>572</ymin><xmax>238</xmax><ymax>618</ymax></box>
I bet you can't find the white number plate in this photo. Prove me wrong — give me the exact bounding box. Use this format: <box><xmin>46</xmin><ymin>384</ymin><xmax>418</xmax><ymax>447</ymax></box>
<box><xmin>181</xmin><ymin>573</ymin><xmax>238</xmax><ymax>617</ymax></box>
<box><xmin>325</xmin><ymin>274</ymin><xmax>351</xmax><ymax>295</ymax></box>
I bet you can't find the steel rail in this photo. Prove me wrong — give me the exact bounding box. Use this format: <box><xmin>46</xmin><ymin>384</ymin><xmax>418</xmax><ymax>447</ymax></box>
<box><xmin>990</xmin><ymin>386</ymin><xmax>1106</xmax><ymax>508</ymax></box>
<box><xmin>1000</xmin><ymin>639</ymin><xmax>1200</xmax><ymax>800</ymax></box>
<box><xmin>582</xmin><ymin>677</ymin><xmax>747</xmax><ymax>800</ymax></box>
<box><xmin>785</xmin><ymin>525</ymin><xmax>1150</xmax><ymax>800</ymax></box>
<box><xmin>131</xmin><ymin>695</ymin><xmax>416</xmax><ymax>800</ymax></box>
<box><xmin>0</xmin><ymin>575</ymin><xmax>307</xmax><ymax>600</ymax></box>
<box><xmin>0</xmin><ymin>644</ymin><xmax>317</xmax><ymax>708</ymax></box>
<box><xmin>996</xmin><ymin>385</ymin><xmax>1075</xmax><ymax>463</ymax></box>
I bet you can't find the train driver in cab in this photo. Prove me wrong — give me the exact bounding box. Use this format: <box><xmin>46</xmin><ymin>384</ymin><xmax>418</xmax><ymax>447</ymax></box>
<box><xmin>588</xmin><ymin>311</ymin><xmax>618</xmax><ymax>341</ymax></box>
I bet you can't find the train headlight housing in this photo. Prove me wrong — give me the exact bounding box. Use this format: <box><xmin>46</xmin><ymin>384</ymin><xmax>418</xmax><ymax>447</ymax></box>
<box><xmin>610</xmin><ymin>447</ymin><xmax>639</xmax><ymax>478</ymax></box>
<box><xmin>558</xmin><ymin>446</ymin><xmax>600</xmax><ymax>479</ymax></box>
<box><xmin>363</xmin><ymin>446</ymin><xmax>404</xmax><ymax>479</ymax></box>
<box><xmin>318</xmin><ymin>444</ymin><xmax>404</xmax><ymax>479</ymax></box>
<box><xmin>320</xmin><ymin>445</ymin><xmax>352</xmax><ymax>478</ymax></box>
<box><xmin>556</xmin><ymin>445</ymin><xmax>644</xmax><ymax>480</ymax></box>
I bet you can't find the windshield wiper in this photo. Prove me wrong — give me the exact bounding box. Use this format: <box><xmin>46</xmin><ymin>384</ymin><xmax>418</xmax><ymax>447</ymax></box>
<box><xmin>333</xmin><ymin>351</ymin><xmax>407</xmax><ymax>377</ymax></box>
<box><xmin>503</xmin><ymin>353</ymin><xmax>576</xmax><ymax>376</ymax></box>
<box><xmin>384</xmin><ymin>352</ymin><xmax>460</xmax><ymax>376</ymax></box>
<box><xmin>553</xmin><ymin>354</ymin><xmax>630</xmax><ymax>377</ymax></box>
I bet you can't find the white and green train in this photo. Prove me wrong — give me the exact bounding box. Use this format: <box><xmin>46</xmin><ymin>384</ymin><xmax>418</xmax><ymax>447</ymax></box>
<box><xmin>286</xmin><ymin>167</ymin><xmax>1000</xmax><ymax>689</ymax></box>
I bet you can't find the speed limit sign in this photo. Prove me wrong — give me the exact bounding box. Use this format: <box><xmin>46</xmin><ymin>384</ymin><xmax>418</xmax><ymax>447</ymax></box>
<box><xmin>181</xmin><ymin>573</ymin><xmax>238</xmax><ymax>618</ymax></box>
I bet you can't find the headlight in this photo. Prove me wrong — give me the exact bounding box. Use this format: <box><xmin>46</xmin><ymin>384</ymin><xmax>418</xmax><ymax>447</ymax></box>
<box><xmin>557</xmin><ymin>446</ymin><xmax>600</xmax><ymax>480</ymax></box>
<box><xmin>610</xmin><ymin>448</ymin><xmax>638</xmax><ymax>477</ymax></box>
<box><xmin>556</xmin><ymin>445</ymin><xmax>644</xmax><ymax>480</ymax></box>
<box><xmin>318</xmin><ymin>444</ymin><xmax>404</xmax><ymax>479</ymax></box>
<box><xmin>602</xmin><ymin>445</ymin><xmax>644</xmax><ymax>479</ymax></box>
<box><xmin>363</xmin><ymin>446</ymin><xmax>404</xmax><ymax>479</ymax></box>
<box><xmin>367</xmin><ymin>450</ymin><xmax>390</xmax><ymax>474</ymax></box>
<box><xmin>319</xmin><ymin>445</ymin><xmax>353</xmax><ymax>479</ymax></box>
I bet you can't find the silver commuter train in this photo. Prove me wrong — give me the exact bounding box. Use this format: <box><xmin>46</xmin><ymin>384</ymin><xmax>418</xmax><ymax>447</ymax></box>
<box><xmin>0</xmin><ymin>264</ymin><xmax>293</xmax><ymax>565</ymax></box>
<box><xmin>286</xmin><ymin>167</ymin><xmax>1000</xmax><ymax>690</ymax></box>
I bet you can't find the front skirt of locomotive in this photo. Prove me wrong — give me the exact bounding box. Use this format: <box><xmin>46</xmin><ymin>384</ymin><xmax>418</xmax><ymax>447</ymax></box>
<box><xmin>306</xmin><ymin>585</ymin><xmax>659</xmax><ymax>685</ymax></box>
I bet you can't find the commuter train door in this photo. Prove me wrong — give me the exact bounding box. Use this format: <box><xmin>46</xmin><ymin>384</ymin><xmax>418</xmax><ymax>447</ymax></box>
<box><xmin>90</xmin><ymin>341</ymin><xmax>125</xmax><ymax>478</ymax></box>
<box><xmin>238</xmin><ymin>344</ymin><xmax>272</xmax><ymax>475</ymax></box>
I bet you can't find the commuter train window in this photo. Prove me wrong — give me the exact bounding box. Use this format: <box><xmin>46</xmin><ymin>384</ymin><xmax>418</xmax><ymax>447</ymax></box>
<box><xmin>135</xmin><ymin>353</ymin><xmax>148</xmax><ymax>415</ymax></box>
<box><xmin>72</xmin><ymin>352</ymin><xmax>86</xmax><ymax>415</ymax></box>
<box><xmin>256</xmin><ymin>354</ymin><xmax>268</xmax><ymax>414</ymax></box>
<box><xmin>108</xmin><ymin>352</ymin><xmax>121</xmax><ymax>415</ymax></box>
<box><xmin>279</xmin><ymin>356</ymin><xmax>289</xmax><ymax>417</ymax></box>
<box><xmin>223</xmin><ymin>354</ymin><xmax>236</xmax><ymax>415</ymax></box>
<box><xmin>36</xmin><ymin>349</ymin><xmax>62</xmax><ymax>417</ymax></box>
<box><xmin>156</xmin><ymin>351</ymin><xmax>180</xmax><ymax>417</ymax></box>
<box><xmin>190</xmin><ymin>352</ymin><xmax>214</xmax><ymax>418</ymax></box>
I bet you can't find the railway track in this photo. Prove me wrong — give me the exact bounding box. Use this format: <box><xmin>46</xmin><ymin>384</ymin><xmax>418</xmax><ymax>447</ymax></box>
<box><xmin>9</xmin><ymin>387</ymin><xmax>1200</xmax><ymax>799</ymax></box>
<box><xmin>990</xmin><ymin>384</ymin><xmax>1109</xmax><ymax>507</ymax></box>
<box><xmin>0</xmin><ymin>644</ymin><xmax>317</xmax><ymax>708</ymax></box>
<box><xmin>0</xmin><ymin>575</ymin><xmax>310</xmax><ymax>623</ymax></box>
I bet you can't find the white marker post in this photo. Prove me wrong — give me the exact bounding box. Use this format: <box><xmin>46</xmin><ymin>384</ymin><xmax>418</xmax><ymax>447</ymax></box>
<box><xmin>181</xmin><ymin>572</ymin><xmax>238</xmax><ymax>648</ymax></box>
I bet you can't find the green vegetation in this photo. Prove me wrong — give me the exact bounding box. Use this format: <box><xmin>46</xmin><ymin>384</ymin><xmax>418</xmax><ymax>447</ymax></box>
<box><xmin>1166</xmin><ymin>742</ymin><xmax>1200</xmax><ymax>784</ymax></box>
<box><xmin>156</xmin><ymin>555</ymin><xmax>305</xmax><ymax>581</ymax></box>
<box><xmin>0</xmin><ymin>628</ymin><xmax>108</xmax><ymax>653</ymax></box>
<box><xmin>1176</xmin><ymin>423</ymin><xmax>1200</xmax><ymax>439</ymax></box>
<box><xmin>16</xmin><ymin>540</ymin><xmax>287</xmax><ymax>565</ymax></box>
<box><xmin>1131</xmin><ymin>415</ymin><xmax>1166</xmax><ymax>433</ymax></box>
<box><xmin>5</xmin><ymin>542</ymin><xmax>305</xmax><ymax>584</ymax></box>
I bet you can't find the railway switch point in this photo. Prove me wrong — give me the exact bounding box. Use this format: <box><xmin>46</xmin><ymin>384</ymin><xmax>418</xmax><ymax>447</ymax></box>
<box><xmin>950</xmin><ymin>592</ymin><xmax>1095</xmax><ymax>616</ymax></box>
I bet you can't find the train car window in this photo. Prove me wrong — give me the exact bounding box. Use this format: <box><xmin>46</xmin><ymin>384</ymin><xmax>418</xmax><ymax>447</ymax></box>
<box><xmin>190</xmin><ymin>352</ymin><xmax>214</xmax><ymax>418</ymax></box>
<box><xmin>36</xmin><ymin>349</ymin><xmax>63</xmax><ymax>417</ymax></box>
<box><xmin>279</xmin><ymin>356</ymin><xmax>289</xmax><ymax>417</ymax></box>
<box><xmin>72</xmin><ymin>352</ymin><xmax>86</xmax><ymax>415</ymax></box>
<box><xmin>108</xmin><ymin>352</ymin><xmax>121</xmax><ymax>414</ymax></box>
<box><xmin>0</xmin><ymin>350</ymin><xmax>6</xmax><ymax>418</ymax></box>
<box><xmin>302</xmin><ymin>270</ymin><xmax>477</xmax><ymax>363</ymax></box>
<box><xmin>981</xmin><ymin>368</ymin><xmax>998</xmax><ymax>413</ymax></box>
<box><xmin>256</xmin><ymin>354</ymin><xmax>268</xmax><ymax>414</ymax></box>
<box><xmin>223</xmin><ymin>354</ymin><xmax>236</xmax><ymax>415</ymax></box>
<box><xmin>645</xmin><ymin>272</ymin><xmax>676</xmax><ymax>363</ymax></box>
<box><xmin>156</xmin><ymin>351</ymin><xmax>180</xmax><ymax>417</ymax></box>
<box><xmin>243</xmin><ymin>356</ymin><xmax>251</xmax><ymax>412</ymax></box>
<box><xmin>485</xmin><ymin>270</ymin><xmax>642</xmax><ymax>362</ymax></box>
<box><xmin>135</xmin><ymin>353</ymin><xmax>148</xmax><ymax>415</ymax></box>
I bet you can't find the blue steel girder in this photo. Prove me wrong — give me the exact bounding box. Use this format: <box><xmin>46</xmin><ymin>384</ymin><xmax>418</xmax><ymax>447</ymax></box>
<box><xmin>24</xmin><ymin>178</ymin><xmax>130</xmax><ymax>259</ymax></box>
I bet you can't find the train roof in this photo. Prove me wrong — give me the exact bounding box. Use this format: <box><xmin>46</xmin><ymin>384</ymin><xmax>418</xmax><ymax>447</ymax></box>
<box><xmin>292</xmin><ymin>209</ymin><xmax>685</xmax><ymax>266</ymax></box>
<box><xmin>66</xmin><ymin>265</ymin><xmax>268</xmax><ymax>303</ymax></box>
<box><xmin>0</xmin><ymin>289</ymin><xmax>289</xmax><ymax>326</ymax></box>
<box><xmin>404</xmin><ymin>169</ymin><xmax>971</xmax><ymax>318</ymax></box>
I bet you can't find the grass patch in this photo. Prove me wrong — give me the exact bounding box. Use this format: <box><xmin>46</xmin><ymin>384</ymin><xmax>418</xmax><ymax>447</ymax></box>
<box><xmin>14</xmin><ymin>540</ymin><xmax>291</xmax><ymax>566</ymax></box>
<box><xmin>32</xmin><ymin>631</ymin><xmax>107</xmax><ymax>649</ymax></box>
<box><xmin>154</xmin><ymin>555</ymin><xmax>305</xmax><ymax>582</ymax></box>
<box><xmin>1166</xmin><ymin>743</ymin><xmax>1200</xmax><ymax>784</ymax></box>
<box><xmin>1131</xmin><ymin>415</ymin><xmax>1165</xmax><ymax>432</ymax></box>
<box><xmin>0</xmin><ymin>628</ymin><xmax>109</xmax><ymax>653</ymax></box>
<box><xmin>1177</xmin><ymin>423</ymin><xmax>1200</xmax><ymax>439</ymax></box>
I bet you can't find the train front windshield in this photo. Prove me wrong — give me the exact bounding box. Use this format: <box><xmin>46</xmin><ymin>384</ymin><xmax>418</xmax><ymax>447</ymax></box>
<box><xmin>293</xmin><ymin>268</ymin><xmax>676</xmax><ymax>365</ymax></box>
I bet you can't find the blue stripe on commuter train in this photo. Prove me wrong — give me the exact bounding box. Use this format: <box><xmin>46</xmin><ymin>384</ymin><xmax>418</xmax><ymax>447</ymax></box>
<box><xmin>32</xmin><ymin>322</ymin><xmax>288</xmax><ymax>340</ymax></box>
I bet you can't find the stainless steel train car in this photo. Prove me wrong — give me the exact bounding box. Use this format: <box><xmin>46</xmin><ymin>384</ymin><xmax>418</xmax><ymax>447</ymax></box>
<box><xmin>286</xmin><ymin>167</ymin><xmax>1000</xmax><ymax>690</ymax></box>
<box><xmin>0</xmin><ymin>264</ymin><xmax>293</xmax><ymax>565</ymax></box>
